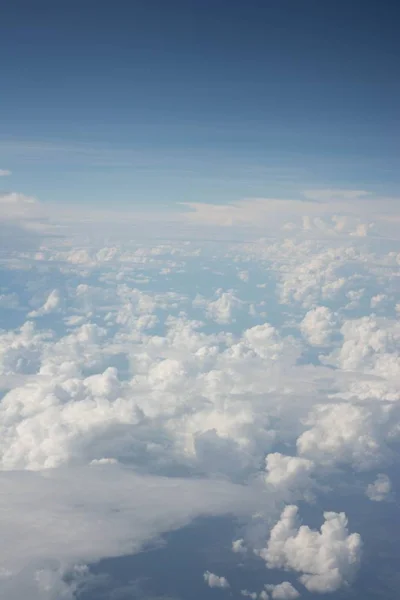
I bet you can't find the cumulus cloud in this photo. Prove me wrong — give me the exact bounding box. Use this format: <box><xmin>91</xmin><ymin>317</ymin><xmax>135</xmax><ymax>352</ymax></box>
<box><xmin>323</xmin><ymin>315</ymin><xmax>400</xmax><ymax>375</ymax></box>
<box><xmin>264</xmin><ymin>453</ymin><xmax>314</xmax><ymax>499</ymax></box>
<box><xmin>0</xmin><ymin>192</ymin><xmax>42</xmax><ymax>220</ymax></box>
<box><xmin>265</xmin><ymin>582</ymin><xmax>300</xmax><ymax>599</ymax></box>
<box><xmin>296</xmin><ymin>402</ymin><xmax>389</xmax><ymax>470</ymax></box>
<box><xmin>370</xmin><ymin>294</ymin><xmax>387</xmax><ymax>309</ymax></box>
<box><xmin>1</xmin><ymin>184</ymin><xmax>400</xmax><ymax>597</ymax></box>
<box><xmin>232</xmin><ymin>538</ymin><xmax>247</xmax><ymax>554</ymax></box>
<box><xmin>238</xmin><ymin>270</ymin><xmax>249</xmax><ymax>282</ymax></box>
<box><xmin>194</xmin><ymin>288</ymin><xmax>244</xmax><ymax>324</ymax></box>
<box><xmin>180</xmin><ymin>190</ymin><xmax>399</xmax><ymax>238</ymax></box>
<box><xmin>203</xmin><ymin>571</ymin><xmax>230</xmax><ymax>589</ymax></box>
<box><xmin>300</xmin><ymin>306</ymin><xmax>336</xmax><ymax>346</ymax></box>
<box><xmin>29</xmin><ymin>290</ymin><xmax>62</xmax><ymax>318</ymax></box>
<box><xmin>241</xmin><ymin>590</ymin><xmax>258</xmax><ymax>599</ymax></box>
<box><xmin>366</xmin><ymin>473</ymin><xmax>392</xmax><ymax>502</ymax></box>
<box><xmin>259</xmin><ymin>505</ymin><xmax>362</xmax><ymax>593</ymax></box>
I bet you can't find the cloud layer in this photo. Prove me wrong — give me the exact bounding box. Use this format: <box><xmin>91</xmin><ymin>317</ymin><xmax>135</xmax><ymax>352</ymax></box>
<box><xmin>0</xmin><ymin>187</ymin><xmax>399</xmax><ymax>597</ymax></box>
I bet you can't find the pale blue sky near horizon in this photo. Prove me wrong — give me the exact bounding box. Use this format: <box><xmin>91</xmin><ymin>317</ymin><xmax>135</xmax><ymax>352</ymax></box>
<box><xmin>1</xmin><ymin>0</ymin><xmax>399</xmax><ymax>207</ymax></box>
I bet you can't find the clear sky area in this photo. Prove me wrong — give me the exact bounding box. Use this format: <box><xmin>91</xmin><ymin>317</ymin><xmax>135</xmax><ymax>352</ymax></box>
<box><xmin>1</xmin><ymin>0</ymin><xmax>399</xmax><ymax>206</ymax></box>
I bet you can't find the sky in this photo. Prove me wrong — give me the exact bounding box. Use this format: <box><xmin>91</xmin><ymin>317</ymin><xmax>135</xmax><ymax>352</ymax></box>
<box><xmin>1</xmin><ymin>0</ymin><xmax>400</xmax><ymax>206</ymax></box>
<box><xmin>1</xmin><ymin>2</ymin><xmax>400</xmax><ymax>600</ymax></box>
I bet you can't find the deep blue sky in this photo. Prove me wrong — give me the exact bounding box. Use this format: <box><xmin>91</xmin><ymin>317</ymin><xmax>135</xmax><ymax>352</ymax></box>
<box><xmin>1</xmin><ymin>0</ymin><xmax>399</xmax><ymax>206</ymax></box>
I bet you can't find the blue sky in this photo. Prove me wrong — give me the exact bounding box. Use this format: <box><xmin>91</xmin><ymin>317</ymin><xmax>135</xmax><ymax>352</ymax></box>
<box><xmin>1</xmin><ymin>0</ymin><xmax>399</xmax><ymax>206</ymax></box>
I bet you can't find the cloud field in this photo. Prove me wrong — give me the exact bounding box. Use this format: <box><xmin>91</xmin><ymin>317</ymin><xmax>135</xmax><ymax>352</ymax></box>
<box><xmin>0</xmin><ymin>189</ymin><xmax>399</xmax><ymax>599</ymax></box>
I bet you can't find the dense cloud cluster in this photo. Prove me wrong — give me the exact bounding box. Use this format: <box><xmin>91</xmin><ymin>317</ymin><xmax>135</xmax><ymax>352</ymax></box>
<box><xmin>259</xmin><ymin>506</ymin><xmax>362</xmax><ymax>593</ymax></box>
<box><xmin>0</xmin><ymin>190</ymin><xmax>399</xmax><ymax>598</ymax></box>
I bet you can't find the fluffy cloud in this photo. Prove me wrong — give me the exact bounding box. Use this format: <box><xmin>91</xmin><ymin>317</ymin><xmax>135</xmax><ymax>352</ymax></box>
<box><xmin>29</xmin><ymin>290</ymin><xmax>62</xmax><ymax>317</ymax></box>
<box><xmin>194</xmin><ymin>288</ymin><xmax>244</xmax><ymax>324</ymax></box>
<box><xmin>366</xmin><ymin>473</ymin><xmax>392</xmax><ymax>501</ymax></box>
<box><xmin>264</xmin><ymin>453</ymin><xmax>314</xmax><ymax>499</ymax></box>
<box><xmin>296</xmin><ymin>402</ymin><xmax>390</xmax><ymax>470</ymax></box>
<box><xmin>232</xmin><ymin>538</ymin><xmax>247</xmax><ymax>554</ymax></box>
<box><xmin>323</xmin><ymin>315</ymin><xmax>400</xmax><ymax>375</ymax></box>
<box><xmin>0</xmin><ymin>321</ymin><xmax>52</xmax><ymax>384</ymax></box>
<box><xmin>1</xmin><ymin>185</ymin><xmax>400</xmax><ymax>598</ymax></box>
<box><xmin>265</xmin><ymin>582</ymin><xmax>300</xmax><ymax>599</ymax></box>
<box><xmin>181</xmin><ymin>190</ymin><xmax>397</xmax><ymax>237</ymax></box>
<box><xmin>203</xmin><ymin>571</ymin><xmax>230</xmax><ymax>589</ymax></box>
<box><xmin>370</xmin><ymin>294</ymin><xmax>387</xmax><ymax>309</ymax></box>
<box><xmin>241</xmin><ymin>590</ymin><xmax>258</xmax><ymax>599</ymax></box>
<box><xmin>300</xmin><ymin>306</ymin><xmax>336</xmax><ymax>346</ymax></box>
<box><xmin>259</xmin><ymin>505</ymin><xmax>362</xmax><ymax>593</ymax></box>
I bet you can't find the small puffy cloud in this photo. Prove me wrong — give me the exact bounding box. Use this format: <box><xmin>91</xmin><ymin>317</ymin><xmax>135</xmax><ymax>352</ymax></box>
<box><xmin>0</xmin><ymin>321</ymin><xmax>52</xmax><ymax>381</ymax></box>
<box><xmin>300</xmin><ymin>306</ymin><xmax>336</xmax><ymax>346</ymax></box>
<box><xmin>296</xmin><ymin>402</ymin><xmax>387</xmax><ymax>470</ymax></box>
<box><xmin>194</xmin><ymin>288</ymin><xmax>244</xmax><ymax>324</ymax></box>
<box><xmin>90</xmin><ymin>458</ymin><xmax>119</xmax><ymax>466</ymax></box>
<box><xmin>366</xmin><ymin>473</ymin><xmax>392</xmax><ymax>502</ymax></box>
<box><xmin>238</xmin><ymin>270</ymin><xmax>249</xmax><ymax>282</ymax></box>
<box><xmin>265</xmin><ymin>453</ymin><xmax>314</xmax><ymax>498</ymax></box>
<box><xmin>350</xmin><ymin>223</ymin><xmax>373</xmax><ymax>237</ymax></box>
<box><xmin>29</xmin><ymin>290</ymin><xmax>62</xmax><ymax>318</ymax></box>
<box><xmin>265</xmin><ymin>582</ymin><xmax>300</xmax><ymax>599</ymax></box>
<box><xmin>0</xmin><ymin>169</ymin><xmax>11</xmax><ymax>177</ymax></box>
<box><xmin>241</xmin><ymin>590</ymin><xmax>257</xmax><ymax>599</ymax></box>
<box><xmin>323</xmin><ymin>315</ymin><xmax>400</xmax><ymax>376</ymax></box>
<box><xmin>203</xmin><ymin>571</ymin><xmax>230</xmax><ymax>589</ymax></box>
<box><xmin>259</xmin><ymin>505</ymin><xmax>362</xmax><ymax>593</ymax></box>
<box><xmin>232</xmin><ymin>538</ymin><xmax>247</xmax><ymax>554</ymax></box>
<box><xmin>345</xmin><ymin>289</ymin><xmax>365</xmax><ymax>310</ymax></box>
<box><xmin>370</xmin><ymin>294</ymin><xmax>387</xmax><ymax>309</ymax></box>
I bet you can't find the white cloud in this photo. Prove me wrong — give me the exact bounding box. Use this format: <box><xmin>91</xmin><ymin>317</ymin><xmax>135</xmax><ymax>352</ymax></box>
<box><xmin>232</xmin><ymin>538</ymin><xmax>247</xmax><ymax>554</ymax></box>
<box><xmin>0</xmin><ymin>321</ymin><xmax>52</xmax><ymax>383</ymax></box>
<box><xmin>203</xmin><ymin>571</ymin><xmax>230</xmax><ymax>589</ymax></box>
<box><xmin>265</xmin><ymin>582</ymin><xmax>300</xmax><ymax>599</ymax></box>
<box><xmin>345</xmin><ymin>288</ymin><xmax>365</xmax><ymax>310</ymax></box>
<box><xmin>370</xmin><ymin>294</ymin><xmax>387</xmax><ymax>309</ymax></box>
<box><xmin>0</xmin><ymin>192</ymin><xmax>41</xmax><ymax>219</ymax></box>
<box><xmin>194</xmin><ymin>288</ymin><xmax>244</xmax><ymax>324</ymax></box>
<box><xmin>264</xmin><ymin>453</ymin><xmax>314</xmax><ymax>500</ymax></box>
<box><xmin>241</xmin><ymin>590</ymin><xmax>258</xmax><ymax>599</ymax></box>
<box><xmin>366</xmin><ymin>473</ymin><xmax>392</xmax><ymax>501</ymax></box>
<box><xmin>29</xmin><ymin>290</ymin><xmax>62</xmax><ymax>318</ymax></box>
<box><xmin>296</xmin><ymin>402</ymin><xmax>390</xmax><ymax>470</ymax></box>
<box><xmin>259</xmin><ymin>505</ymin><xmax>362</xmax><ymax>593</ymax></box>
<box><xmin>323</xmin><ymin>315</ymin><xmax>400</xmax><ymax>375</ymax></box>
<box><xmin>300</xmin><ymin>306</ymin><xmax>336</xmax><ymax>346</ymax></box>
<box><xmin>180</xmin><ymin>191</ymin><xmax>399</xmax><ymax>239</ymax></box>
<box><xmin>1</xmin><ymin>184</ymin><xmax>400</xmax><ymax>597</ymax></box>
<box><xmin>0</xmin><ymin>169</ymin><xmax>11</xmax><ymax>177</ymax></box>
<box><xmin>302</xmin><ymin>189</ymin><xmax>370</xmax><ymax>202</ymax></box>
<box><xmin>0</xmin><ymin>466</ymin><xmax>255</xmax><ymax>597</ymax></box>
